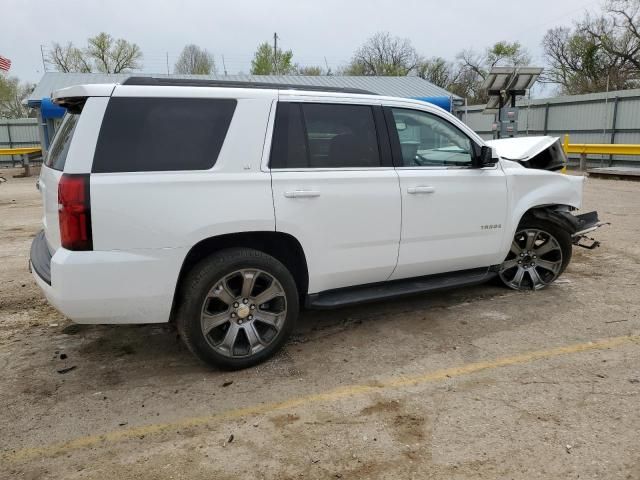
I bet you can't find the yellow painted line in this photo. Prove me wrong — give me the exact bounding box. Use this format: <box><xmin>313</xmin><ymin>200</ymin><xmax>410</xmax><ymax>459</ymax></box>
<box><xmin>3</xmin><ymin>334</ymin><xmax>638</xmax><ymax>463</ymax></box>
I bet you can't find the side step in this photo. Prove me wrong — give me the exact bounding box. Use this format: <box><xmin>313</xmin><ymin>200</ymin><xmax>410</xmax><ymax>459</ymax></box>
<box><xmin>305</xmin><ymin>267</ymin><xmax>494</xmax><ymax>309</ymax></box>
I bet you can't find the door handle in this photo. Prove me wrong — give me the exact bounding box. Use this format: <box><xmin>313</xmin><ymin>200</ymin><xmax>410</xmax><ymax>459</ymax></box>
<box><xmin>407</xmin><ymin>186</ymin><xmax>435</xmax><ymax>194</ymax></box>
<box><xmin>284</xmin><ymin>190</ymin><xmax>321</xmax><ymax>198</ymax></box>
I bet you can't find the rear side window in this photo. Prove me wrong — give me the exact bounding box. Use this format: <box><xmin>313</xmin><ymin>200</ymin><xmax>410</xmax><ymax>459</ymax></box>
<box><xmin>45</xmin><ymin>113</ymin><xmax>79</xmax><ymax>171</ymax></box>
<box><xmin>269</xmin><ymin>103</ymin><xmax>308</xmax><ymax>169</ymax></box>
<box><xmin>92</xmin><ymin>97</ymin><xmax>236</xmax><ymax>173</ymax></box>
<box><xmin>270</xmin><ymin>102</ymin><xmax>381</xmax><ymax>169</ymax></box>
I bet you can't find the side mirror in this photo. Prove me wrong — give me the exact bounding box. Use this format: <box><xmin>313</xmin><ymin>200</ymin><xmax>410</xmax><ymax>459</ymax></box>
<box><xmin>475</xmin><ymin>145</ymin><xmax>499</xmax><ymax>168</ymax></box>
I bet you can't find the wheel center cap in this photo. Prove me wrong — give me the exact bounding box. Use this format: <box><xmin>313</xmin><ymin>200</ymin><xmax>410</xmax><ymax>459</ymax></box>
<box><xmin>236</xmin><ymin>304</ymin><xmax>250</xmax><ymax>319</ymax></box>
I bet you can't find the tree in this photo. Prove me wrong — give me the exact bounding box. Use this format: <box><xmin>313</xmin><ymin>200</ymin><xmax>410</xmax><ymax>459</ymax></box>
<box><xmin>174</xmin><ymin>44</ymin><xmax>216</xmax><ymax>74</ymax></box>
<box><xmin>542</xmin><ymin>27</ymin><xmax>635</xmax><ymax>94</ymax></box>
<box><xmin>0</xmin><ymin>76</ymin><xmax>34</xmax><ymax>118</ymax></box>
<box><xmin>541</xmin><ymin>1</ymin><xmax>640</xmax><ymax>94</ymax></box>
<box><xmin>86</xmin><ymin>33</ymin><xmax>142</xmax><ymax>73</ymax></box>
<box><xmin>250</xmin><ymin>42</ymin><xmax>295</xmax><ymax>75</ymax></box>
<box><xmin>415</xmin><ymin>57</ymin><xmax>457</xmax><ymax>88</ymax></box>
<box><xmin>296</xmin><ymin>65</ymin><xmax>323</xmax><ymax>76</ymax></box>
<box><xmin>582</xmin><ymin>0</ymin><xmax>640</xmax><ymax>71</ymax></box>
<box><xmin>47</xmin><ymin>42</ymin><xmax>92</xmax><ymax>73</ymax></box>
<box><xmin>344</xmin><ymin>32</ymin><xmax>418</xmax><ymax>76</ymax></box>
<box><xmin>46</xmin><ymin>33</ymin><xmax>142</xmax><ymax>73</ymax></box>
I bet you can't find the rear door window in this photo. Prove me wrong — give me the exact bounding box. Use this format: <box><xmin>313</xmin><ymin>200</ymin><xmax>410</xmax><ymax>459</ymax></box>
<box><xmin>45</xmin><ymin>113</ymin><xmax>79</xmax><ymax>171</ymax></box>
<box><xmin>270</xmin><ymin>102</ymin><xmax>381</xmax><ymax>169</ymax></box>
<box><xmin>269</xmin><ymin>103</ymin><xmax>308</xmax><ymax>169</ymax></box>
<box><xmin>92</xmin><ymin>97</ymin><xmax>236</xmax><ymax>173</ymax></box>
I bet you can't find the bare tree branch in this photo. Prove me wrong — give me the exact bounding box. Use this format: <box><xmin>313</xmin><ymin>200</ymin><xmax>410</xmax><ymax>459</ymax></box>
<box><xmin>47</xmin><ymin>33</ymin><xmax>142</xmax><ymax>74</ymax></box>
<box><xmin>174</xmin><ymin>45</ymin><xmax>216</xmax><ymax>74</ymax></box>
<box><xmin>344</xmin><ymin>32</ymin><xmax>418</xmax><ymax>76</ymax></box>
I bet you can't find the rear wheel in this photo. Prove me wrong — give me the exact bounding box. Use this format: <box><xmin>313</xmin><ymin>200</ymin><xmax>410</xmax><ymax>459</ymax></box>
<box><xmin>176</xmin><ymin>248</ymin><xmax>299</xmax><ymax>370</ymax></box>
<box><xmin>498</xmin><ymin>219</ymin><xmax>572</xmax><ymax>291</ymax></box>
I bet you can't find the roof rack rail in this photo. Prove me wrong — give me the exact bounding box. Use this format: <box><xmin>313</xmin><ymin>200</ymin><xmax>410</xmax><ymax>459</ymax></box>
<box><xmin>122</xmin><ymin>77</ymin><xmax>377</xmax><ymax>95</ymax></box>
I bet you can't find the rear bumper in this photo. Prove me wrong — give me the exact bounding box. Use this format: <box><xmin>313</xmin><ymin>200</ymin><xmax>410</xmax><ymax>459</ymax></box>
<box><xmin>30</xmin><ymin>230</ymin><xmax>52</xmax><ymax>285</ymax></box>
<box><xmin>30</xmin><ymin>235</ymin><xmax>186</xmax><ymax>324</ymax></box>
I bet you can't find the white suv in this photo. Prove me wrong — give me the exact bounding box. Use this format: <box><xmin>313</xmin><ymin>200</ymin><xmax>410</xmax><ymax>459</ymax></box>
<box><xmin>30</xmin><ymin>77</ymin><xmax>601</xmax><ymax>369</ymax></box>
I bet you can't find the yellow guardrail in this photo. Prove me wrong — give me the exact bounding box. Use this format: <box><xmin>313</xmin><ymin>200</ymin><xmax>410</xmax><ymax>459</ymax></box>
<box><xmin>0</xmin><ymin>147</ymin><xmax>41</xmax><ymax>156</ymax></box>
<box><xmin>563</xmin><ymin>135</ymin><xmax>640</xmax><ymax>156</ymax></box>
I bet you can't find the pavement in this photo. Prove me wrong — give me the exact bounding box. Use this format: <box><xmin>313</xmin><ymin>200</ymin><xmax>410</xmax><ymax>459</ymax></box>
<box><xmin>1</xmin><ymin>168</ymin><xmax>639</xmax><ymax>480</ymax></box>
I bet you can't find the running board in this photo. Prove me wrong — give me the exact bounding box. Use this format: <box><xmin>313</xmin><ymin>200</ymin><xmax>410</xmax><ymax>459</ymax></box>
<box><xmin>305</xmin><ymin>267</ymin><xmax>495</xmax><ymax>309</ymax></box>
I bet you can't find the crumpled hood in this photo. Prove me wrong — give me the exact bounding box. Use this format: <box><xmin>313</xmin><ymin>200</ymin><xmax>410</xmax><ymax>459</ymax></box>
<box><xmin>487</xmin><ymin>136</ymin><xmax>557</xmax><ymax>161</ymax></box>
<box><xmin>486</xmin><ymin>136</ymin><xmax>567</xmax><ymax>171</ymax></box>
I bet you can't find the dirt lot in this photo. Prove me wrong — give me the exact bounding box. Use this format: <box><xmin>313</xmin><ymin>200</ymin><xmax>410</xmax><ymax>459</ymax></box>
<box><xmin>1</xmin><ymin>167</ymin><xmax>639</xmax><ymax>480</ymax></box>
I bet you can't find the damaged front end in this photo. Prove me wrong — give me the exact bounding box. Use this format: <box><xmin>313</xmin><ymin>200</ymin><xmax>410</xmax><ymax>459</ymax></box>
<box><xmin>489</xmin><ymin>135</ymin><xmax>609</xmax><ymax>247</ymax></box>
<box><xmin>487</xmin><ymin>136</ymin><xmax>567</xmax><ymax>172</ymax></box>
<box><xmin>529</xmin><ymin>208</ymin><xmax>608</xmax><ymax>250</ymax></box>
<box><xmin>570</xmin><ymin>211</ymin><xmax>609</xmax><ymax>249</ymax></box>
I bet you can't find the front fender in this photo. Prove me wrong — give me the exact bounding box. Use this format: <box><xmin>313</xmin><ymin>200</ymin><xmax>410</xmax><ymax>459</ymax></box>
<box><xmin>501</xmin><ymin>167</ymin><xmax>585</xmax><ymax>254</ymax></box>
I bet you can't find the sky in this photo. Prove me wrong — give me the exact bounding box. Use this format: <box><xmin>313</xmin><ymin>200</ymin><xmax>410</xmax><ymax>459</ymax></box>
<box><xmin>2</xmin><ymin>0</ymin><xmax>602</xmax><ymax>91</ymax></box>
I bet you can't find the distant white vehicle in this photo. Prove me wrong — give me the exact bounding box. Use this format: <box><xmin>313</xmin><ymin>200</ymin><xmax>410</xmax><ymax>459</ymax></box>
<box><xmin>30</xmin><ymin>78</ymin><xmax>603</xmax><ymax>369</ymax></box>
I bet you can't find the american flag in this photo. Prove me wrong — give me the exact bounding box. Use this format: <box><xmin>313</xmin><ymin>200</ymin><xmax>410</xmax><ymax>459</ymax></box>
<box><xmin>0</xmin><ymin>55</ymin><xmax>11</xmax><ymax>72</ymax></box>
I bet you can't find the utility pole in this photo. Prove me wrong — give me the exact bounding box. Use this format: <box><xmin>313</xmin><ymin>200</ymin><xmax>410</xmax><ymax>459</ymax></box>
<box><xmin>222</xmin><ymin>55</ymin><xmax>228</xmax><ymax>76</ymax></box>
<box><xmin>166</xmin><ymin>52</ymin><xmax>169</xmax><ymax>75</ymax></box>
<box><xmin>273</xmin><ymin>32</ymin><xmax>278</xmax><ymax>75</ymax></box>
<box><xmin>40</xmin><ymin>45</ymin><xmax>47</xmax><ymax>72</ymax></box>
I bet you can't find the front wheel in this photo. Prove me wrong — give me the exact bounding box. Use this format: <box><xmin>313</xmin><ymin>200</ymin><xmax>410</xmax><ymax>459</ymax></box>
<box><xmin>176</xmin><ymin>248</ymin><xmax>299</xmax><ymax>370</ymax></box>
<box><xmin>498</xmin><ymin>219</ymin><xmax>572</xmax><ymax>291</ymax></box>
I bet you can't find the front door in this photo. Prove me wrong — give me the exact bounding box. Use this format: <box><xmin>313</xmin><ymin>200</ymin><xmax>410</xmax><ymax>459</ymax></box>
<box><xmin>269</xmin><ymin>101</ymin><xmax>401</xmax><ymax>294</ymax></box>
<box><xmin>385</xmin><ymin>106</ymin><xmax>508</xmax><ymax>280</ymax></box>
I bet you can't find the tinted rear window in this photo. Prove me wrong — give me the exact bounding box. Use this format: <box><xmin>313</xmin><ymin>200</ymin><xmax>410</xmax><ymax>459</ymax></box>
<box><xmin>270</xmin><ymin>102</ymin><xmax>381</xmax><ymax>169</ymax></box>
<box><xmin>269</xmin><ymin>103</ymin><xmax>308</xmax><ymax>169</ymax></box>
<box><xmin>45</xmin><ymin>113</ymin><xmax>79</xmax><ymax>171</ymax></box>
<box><xmin>92</xmin><ymin>97</ymin><xmax>236</xmax><ymax>173</ymax></box>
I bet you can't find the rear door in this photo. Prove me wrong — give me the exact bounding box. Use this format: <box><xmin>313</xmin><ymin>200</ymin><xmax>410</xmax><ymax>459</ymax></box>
<box><xmin>269</xmin><ymin>100</ymin><xmax>401</xmax><ymax>294</ymax></box>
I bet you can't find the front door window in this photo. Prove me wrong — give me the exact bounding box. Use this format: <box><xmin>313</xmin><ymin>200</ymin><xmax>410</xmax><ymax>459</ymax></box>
<box><xmin>390</xmin><ymin>108</ymin><xmax>474</xmax><ymax>168</ymax></box>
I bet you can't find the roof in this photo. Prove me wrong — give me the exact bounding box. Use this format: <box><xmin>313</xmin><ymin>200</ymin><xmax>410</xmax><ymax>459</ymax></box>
<box><xmin>28</xmin><ymin>72</ymin><xmax>460</xmax><ymax>104</ymax></box>
<box><xmin>122</xmin><ymin>76</ymin><xmax>375</xmax><ymax>94</ymax></box>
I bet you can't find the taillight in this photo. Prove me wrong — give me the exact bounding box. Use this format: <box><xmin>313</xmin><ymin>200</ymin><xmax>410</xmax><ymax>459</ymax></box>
<box><xmin>58</xmin><ymin>174</ymin><xmax>92</xmax><ymax>251</ymax></box>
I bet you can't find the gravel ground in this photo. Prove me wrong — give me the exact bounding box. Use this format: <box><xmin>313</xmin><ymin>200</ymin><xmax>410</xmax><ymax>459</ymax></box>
<box><xmin>0</xmin><ymin>168</ymin><xmax>639</xmax><ymax>480</ymax></box>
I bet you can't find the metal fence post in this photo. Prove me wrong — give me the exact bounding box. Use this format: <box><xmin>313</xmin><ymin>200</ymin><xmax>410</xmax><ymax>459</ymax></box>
<box><xmin>23</xmin><ymin>153</ymin><xmax>31</xmax><ymax>177</ymax></box>
<box><xmin>609</xmin><ymin>96</ymin><xmax>619</xmax><ymax>166</ymax></box>
<box><xmin>580</xmin><ymin>153</ymin><xmax>587</xmax><ymax>172</ymax></box>
<box><xmin>543</xmin><ymin>103</ymin><xmax>550</xmax><ymax>136</ymax></box>
<box><xmin>6</xmin><ymin>123</ymin><xmax>15</xmax><ymax>164</ymax></box>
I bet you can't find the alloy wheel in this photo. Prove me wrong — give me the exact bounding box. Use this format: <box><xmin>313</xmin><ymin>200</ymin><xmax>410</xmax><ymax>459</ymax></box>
<box><xmin>200</xmin><ymin>269</ymin><xmax>287</xmax><ymax>358</ymax></box>
<box><xmin>499</xmin><ymin>228</ymin><xmax>563</xmax><ymax>290</ymax></box>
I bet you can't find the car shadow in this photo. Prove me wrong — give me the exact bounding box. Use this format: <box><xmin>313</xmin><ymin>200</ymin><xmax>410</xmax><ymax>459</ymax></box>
<box><xmin>50</xmin><ymin>282</ymin><xmax>510</xmax><ymax>378</ymax></box>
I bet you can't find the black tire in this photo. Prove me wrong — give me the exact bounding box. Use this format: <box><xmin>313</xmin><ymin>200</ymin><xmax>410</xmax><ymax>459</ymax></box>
<box><xmin>498</xmin><ymin>217</ymin><xmax>572</xmax><ymax>290</ymax></box>
<box><xmin>176</xmin><ymin>248</ymin><xmax>299</xmax><ymax>370</ymax></box>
